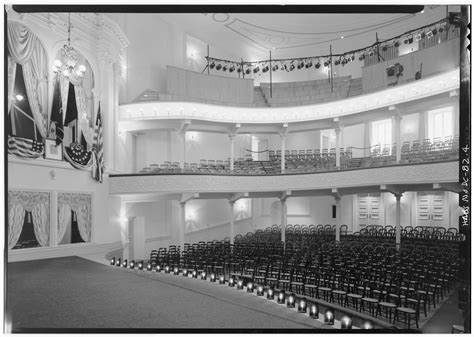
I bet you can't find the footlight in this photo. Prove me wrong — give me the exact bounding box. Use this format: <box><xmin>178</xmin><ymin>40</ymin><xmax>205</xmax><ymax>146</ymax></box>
<box><xmin>138</xmin><ymin>261</ymin><xmax>143</xmax><ymax>270</ymax></box>
<box><xmin>277</xmin><ymin>290</ymin><xmax>285</xmax><ymax>304</ymax></box>
<box><xmin>116</xmin><ymin>258</ymin><xmax>121</xmax><ymax>267</ymax></box>
<box><xmin>228</xmin><ymin>277</ymin><xmax>235</xmax><ymax>287</ymax></box>
<box><xmin>287</xmin><ymin>293</ymin><xmax>296</xmax><ymax>308</ymax></box>
<box><xmin>201</xmin><ymin>271</ymin><xmax>207</xmax><ymax>280</ymax></box>
<box><xmin>130</xmin><ymin>260</ymin><xmax>135</xmax><ymax>269</ymax></box>
<box><xmin>210</xmin><ymin>273</ymin><xmax>216</xmax><ymax>282</ymax></box>
<box><xmin>361</xmin><ymin>320</ymin><xmax>373</xmax><ymax>330</ymax></box>
<box><xmin>267</xmin><ymin>288</ymin><xmax>275</xmax><ymax>300</ymax></box>
<box><xmin>173</xmin><ymin>267</ymin><xmax>179</xmax><ymax>275</ymax></box>
<box><xmin>110</xmin><ymin>257</ymin><xmax>116</xmax><ymax>266</ymax></box>
<box><xmin>324</xmin><ymin>309</ymin><xmax>335</xmax><ymax>325</ymax></box>
<box><xmin>298</xmin><ymin>297</ymin><xmax>307</xmax><ymax>313</ymax></box>
<box><xmin>219</xmin><ymin>275</ymin><xmax>225</xmax><ymax>284</ymax></box>
<box><xmin>192</xmin><ymin>270</ymin><xmax>198</xmax><ymax>278</ymax></box>
<box><xmin>182</xmin><ymin>268</ymin><xmax>188</xmax><ymax>276</ymax></box>
<box><xmin>247</xmin><ymin>282</ymin><xmax>254</xmax><ymax>293</ymax></box>
<box><xmin>122</xmin><ymin>259</ymin><xmax>128</xmax><ymax>268</ymax></box>
<box><xmin>256</xmin><ymin>285</ymin><xmax>264</xmax><ymax>296</ymax></box>
<box><xmin>165</xmin><ymin>266</ymin><xmax>170</xmax><ymax>273</ymax></box>
<box><xmin>156</xmin><ymin>264</ymin><xmax>161</xmax><ymax>272</ymax></box>
<box><xmin>341</xmin><ymin>315</ymin><xmax>352</xmax><ymax>330</ymax></box>
<box><xmin>309</xmin><ymin>304</ymin><xmax>319</xmax><ymax>318</ymax></box>
<box><xmin>237</xmin><ymin>279</ymin><xmax>244</xmax><ymax>290</ymax></box>
<box><xmin>146</xmin><ymin>263</ymin><xmax>152</xmax><ymax>271</ymax></box>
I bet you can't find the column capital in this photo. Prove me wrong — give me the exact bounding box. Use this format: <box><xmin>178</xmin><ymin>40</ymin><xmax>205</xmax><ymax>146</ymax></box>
<box><xmin>228</xmin><ymin>199</ymin><xmax>235</xmax><ymax>206</ymax></box>
<box><xmin>228</xmin><ymin>133</ymin><xmax>236</xmax><ymax>141</ymax></box>
<box><xmin>334</xmin><ymin>196</ymin><xmax>341</xmax><ymax>202</ymax></box>
<box><xmin>394</xmin><ymin>193</ymin><xmax>403</xmax><ymax>200</ymax></box>
<box><xmin>179</xmin><ymin>201</ymin><xmax>187</xmax><ymax>207</ymax></box>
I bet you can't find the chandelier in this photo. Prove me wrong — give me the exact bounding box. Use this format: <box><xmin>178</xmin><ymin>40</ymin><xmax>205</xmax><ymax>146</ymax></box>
<box><xmin>53</xmin><ymin>13</ymin><xmax>86</xmax><ymax>78</ymax></box>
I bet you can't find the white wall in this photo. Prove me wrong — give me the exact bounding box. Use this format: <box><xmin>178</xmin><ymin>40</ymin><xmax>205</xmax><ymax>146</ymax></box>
<box><xmin>8</xmin><ymin>160</ymin><xmax>122</xmax><ymax>246</ymax></box>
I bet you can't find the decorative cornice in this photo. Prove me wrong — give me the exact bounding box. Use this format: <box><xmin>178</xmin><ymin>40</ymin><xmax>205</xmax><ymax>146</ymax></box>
<box><xmin>6</xmin><ymin>7</ymin><xmax>128</xmax><ymax>65</ymax></box>
<box><xmin>120</xmin><ymin>69</ymin><xmax>459</xmax><ymax>125</ymax></box>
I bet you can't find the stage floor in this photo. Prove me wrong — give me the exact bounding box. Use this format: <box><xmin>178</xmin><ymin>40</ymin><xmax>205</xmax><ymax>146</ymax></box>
<box><xmin>6</xmin><ymin>256</ymin><xmax>330</xmax><ymax>332</ymax></box>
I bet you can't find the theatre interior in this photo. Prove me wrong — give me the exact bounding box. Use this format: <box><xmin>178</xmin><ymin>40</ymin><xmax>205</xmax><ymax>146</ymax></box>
<box><xmin>6</xmin><ymin>4</ymin><xmax>471</xmax><ymax>333</ymax></box>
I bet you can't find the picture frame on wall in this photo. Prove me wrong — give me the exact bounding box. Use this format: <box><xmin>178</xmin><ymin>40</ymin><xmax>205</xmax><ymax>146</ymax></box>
<box><xmin>44</xmin><ymin>138</ymin><xmax>63</xmax><ymax>161</ymax></box>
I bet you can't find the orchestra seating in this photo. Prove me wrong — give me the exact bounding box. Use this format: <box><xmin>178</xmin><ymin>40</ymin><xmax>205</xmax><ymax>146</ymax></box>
<box><xmin>142</xmin><ymin>223</ymin><xmax>463</xmax><ymax>329</ymax></box>
<box><xmin>138</xmin><ymin>135</ymin><xmax>459</xmax><ymax>175</ymax></box>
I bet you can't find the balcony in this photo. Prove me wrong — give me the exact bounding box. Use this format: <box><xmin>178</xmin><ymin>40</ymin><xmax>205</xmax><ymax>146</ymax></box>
<box><xmin>109</xmin><ymin>160</ymin><xmax>458</xmax><ymax>196</ymax></box>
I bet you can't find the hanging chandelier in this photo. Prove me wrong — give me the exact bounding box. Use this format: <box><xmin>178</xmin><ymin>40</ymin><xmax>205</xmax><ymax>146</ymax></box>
<box><xmin>53</xmin><ymin>13</ymin><xmax>86</xmax><ymax>78</ymax></box>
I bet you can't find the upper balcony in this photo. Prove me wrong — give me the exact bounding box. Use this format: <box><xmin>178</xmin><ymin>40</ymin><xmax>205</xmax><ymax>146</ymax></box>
<box><xmin>119</xmin><ymin>68</ymin><xmax>458</xmax><ymax>130</ymax></box>
<box><xmin>122</xmin><ymin>27</ymin><xmax>459</xmax><ymax>118</ymax></box>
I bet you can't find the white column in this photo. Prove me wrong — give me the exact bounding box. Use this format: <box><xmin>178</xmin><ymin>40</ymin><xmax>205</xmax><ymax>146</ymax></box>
<box><xmin>395</xmin><ymin>194</ymin><xmax>402</xmax><ymax>250</ymax></box>
<box><xmin>180</xmin><ymin>131</ymin><xmax>186</xmax><ymax>167</ymax></box>
<box><xmin>280</xmin><ymin>135</ymin><xmax>286</xmax><ymax>173</ymax></box>
<box><xmin>364</xmin><ymin>122</ymin><xmax>371</xmax><ymax>157</ymax></box>
<box><xmin>395</xmin><ymin>116</ymin><xmax>402</xmax><ymax>163</ymax></box>
<box><xmin>229</xmin><ymin>134</ymin><xmax>235</xmax><ymax>171</ymax></box>
<box><xmin>113</xmin><ymin>63</ymin><xmax>121</xmax><ymax>170</ymax></box>
<box><xmin>98</xmin><ymin>55</ymin><xmax>114</xmax><ymax>171</ymax></box>
<box><xmin>281</xmin><ymin>198</ymin><xmax>287</xmax><ymax>242</ymax></box>
<box><xmin>179</xmin><ymin>202</ymin><xmax>186</xmax><ymax>250</ymax></box>
<box><xmin>130</xmin><ymin>216</ymin><xmax>145</xmax><ymax>261</ymax></box>
<box><xmin>335</xmin><ymin>127</ymin><xmax>341</xmax><ymax>168</ymax></box>
<box><xmin>335</xmin><ymin>196</ymin><xmax>341</xmax><ymax>242</ymax></box>
<box><xmin>229</xmin><ymin>200</ymin><xmax>235</xmax><ymax>244</ymax></box>
<box><xmin>419</xmin><ymin>111</ymin><xmax>426</xmax><ymax>141</ymax></box>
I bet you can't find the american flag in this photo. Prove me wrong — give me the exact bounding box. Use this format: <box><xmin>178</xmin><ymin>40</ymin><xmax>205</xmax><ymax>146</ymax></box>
<box><xmin>50</xmin><ymin>77</ymin><xmax>64</xmax><ymax>146</ymax></box>
<box><xmin>8</xmin><ymin>136</ymin><xmax>44</xmax><ymax>159</ymax></box>
<box><xmin>92</xmin><ymin>104</ymin><xmax>104</xmax><ymax>183</ymax></box>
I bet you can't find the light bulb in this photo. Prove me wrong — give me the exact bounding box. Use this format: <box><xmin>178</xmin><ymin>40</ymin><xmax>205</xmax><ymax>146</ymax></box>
<box><xmin>78</xmin><ymin>64</ymin><xmax>86</xmax><ymax>72</ymax></box>
<box><xmin>63</xmin><ymin>69</ymin><xmax>70</xmax><ymax>77</ymax></box>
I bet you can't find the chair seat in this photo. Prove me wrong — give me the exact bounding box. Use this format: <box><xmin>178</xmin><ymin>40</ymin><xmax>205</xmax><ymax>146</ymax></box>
<box><xmin>362</xmin><ymin>297</ymin><xmax>378</xmax><ymax>303</ymax></box>
<box><xmin>305</xmin><ymin>284</ymin><xmax>317</xmax><ymax>288</ymax></box>
<box><xmin>397</xmin><ymin>307</ymin><xmax>416</xmax><ymax>314</ymax></box>
<box><xmin>379</xmin><ymin>302</ymin><xmax>396</xmax><ymax>308</ymax></box>
<box><xmin>319</xmin><ymin>287</ymin><xmax>331</xmax><ymax>292</ymax></box>
<box><xmin>347</xmin><ymin>293</ymin><xmax>362</xmax><ymax>299</ymax></box>
<box><xmin>291</xmin><ymin>281</ymin><xmax>303</xmax><ymax>285</ymax></box>
<box><xmin>332</xmin><ymin>290</ymin><xmax>347</xmax><ymax>295</ymax></box>
<box><xmin>267</xmin><ymin>277</ymin><xmax>277</xmax><ymax>282</ymax></box>
<box><xmin>279</xmin><ymin>280</ymin><xmax>290</xmax><ymax>283</ymax></box>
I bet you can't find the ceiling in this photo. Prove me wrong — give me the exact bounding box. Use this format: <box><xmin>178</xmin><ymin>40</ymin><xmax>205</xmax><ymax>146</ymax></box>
<box><xmin>158</xmin><ymin>5</ymin><xmax>454</xmax><ymax>60</ymax></box>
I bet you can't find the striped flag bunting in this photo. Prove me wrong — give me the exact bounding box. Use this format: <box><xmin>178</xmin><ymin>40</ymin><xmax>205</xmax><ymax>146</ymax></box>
<box><xmin>8</xmin><ymin>136</ymin><xmax>44</xmax><ymax>159</ymax></box>
<box><xmin>92</xmin><ymin>104</ymin><xmax>104</xmax><ymax>183</ymax></box>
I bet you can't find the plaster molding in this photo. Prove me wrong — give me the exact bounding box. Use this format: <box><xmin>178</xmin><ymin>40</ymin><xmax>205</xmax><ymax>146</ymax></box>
<box><xmin>6</xmin><ymin>8</ymin><xmax>127</xmax><ymax>66</ymax></box>
<box><xmin>120</xmin><ymin>69</ymin><xmax>459</xmax><ymax>125</ymax></box>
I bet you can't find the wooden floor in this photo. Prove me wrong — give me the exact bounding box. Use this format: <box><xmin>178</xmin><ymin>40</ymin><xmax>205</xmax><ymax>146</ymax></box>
<box><xmin>7</xmin><ymin>256</ymin><xmax>331</xmax><ymax>332</ymax></box>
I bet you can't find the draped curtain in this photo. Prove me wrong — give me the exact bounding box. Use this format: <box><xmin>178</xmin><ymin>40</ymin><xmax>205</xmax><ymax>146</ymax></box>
<box><xmin>58</xmin><ymin>193</ymin><xmax>92</xmax><ymax>243</ymax></box>
<box><xmin>8</xmin><ymin>56</ymin><xmax>17</xmax><ymax>113</ymax></box>
<box><xmin>7</xmin><ymin>21</ymin><xmax>48</xmax><ymax>138</ymax></box>
<box><xmin>8</xmin><ymin>204</ymin><xmax>25</xmax><ymax>250</ymax></box>
<box><xmin>58</xmin><ymin>203</ymin><xmax>72</xmax><ymax>243</ymax></box>
<box><xmin>8</xmin><ymin>190</ymin><xmax>50</xmax><ymax>249</ymax></box>
<box><xmin>31</xmin><ymin>203</ymin><xmax>50</xmax><ymax>247</ymax></box>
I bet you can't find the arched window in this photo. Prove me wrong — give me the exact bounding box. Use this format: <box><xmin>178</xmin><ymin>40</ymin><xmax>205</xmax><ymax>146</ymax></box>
<box><xmin>8</xmin><ymin>63</ymin><xmax>42</xmax><ymax>141</ymax></box>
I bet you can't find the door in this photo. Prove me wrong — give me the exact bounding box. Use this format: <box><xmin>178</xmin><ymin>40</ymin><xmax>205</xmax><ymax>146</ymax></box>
<box><xmin>357</xmin><ymin>193</ymin><xmax>383</xmax><ymax>229</ymax></box>
<box><xmin>416</xmin><ymin>192</ymin><xmax>446</xmax><ymax>227</ymax></box>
